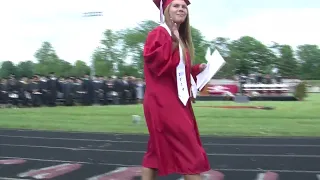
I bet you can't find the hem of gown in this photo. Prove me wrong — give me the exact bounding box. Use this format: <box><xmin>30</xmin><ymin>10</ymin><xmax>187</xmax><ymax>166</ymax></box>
<box><xmin>142</xmin><ymin>164</ymin><xmax>211</xmax><ymax>177</ymax></box>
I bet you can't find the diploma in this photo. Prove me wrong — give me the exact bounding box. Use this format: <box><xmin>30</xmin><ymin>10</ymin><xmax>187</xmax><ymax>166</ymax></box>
<box><xmin>196</xmin><ymin>48</ymin><xmax>226</xmax><ymax>91</ymax></box>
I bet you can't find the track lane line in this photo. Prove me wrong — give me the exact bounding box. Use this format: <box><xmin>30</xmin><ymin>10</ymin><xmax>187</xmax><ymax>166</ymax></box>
<box><xmin>1</xmin><ymin>156</ymin><xmax>320</xmax><ymax>174</ymax></box>
<box><xmin>1</xmin><ymin>135</ymin><xmax>320</xmax><ymax>147</ymax></box>
<box><xmin>1</xmin><ymin>143</ymin><xmax>320</xmax><ymax>158</ymax></box>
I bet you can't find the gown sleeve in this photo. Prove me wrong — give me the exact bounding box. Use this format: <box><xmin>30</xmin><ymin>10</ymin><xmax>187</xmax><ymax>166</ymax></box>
<box><xmin>143</xmin><ymin>27</ymin><xmax>179</xmax><ymax>77</ymax></box>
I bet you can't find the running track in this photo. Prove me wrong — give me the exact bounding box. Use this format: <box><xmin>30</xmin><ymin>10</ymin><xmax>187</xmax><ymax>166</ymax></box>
<box><xmin>0</xmin><ymin>129</ymin><xmax>320</xmax><ymax>180</ymax></box>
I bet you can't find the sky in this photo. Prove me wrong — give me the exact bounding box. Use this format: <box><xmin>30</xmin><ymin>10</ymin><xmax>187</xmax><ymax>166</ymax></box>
<box><xmin>0</xmin><ymin>0</ymin><xmax>320</xmax><ymax>65</ymax></box>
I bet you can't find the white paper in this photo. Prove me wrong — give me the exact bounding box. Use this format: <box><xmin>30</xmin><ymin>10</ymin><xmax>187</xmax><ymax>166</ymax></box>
<box><xmin>196</xmin><ymin>48</ymin><xmax>226</xmax><ymax>91</ymax></box>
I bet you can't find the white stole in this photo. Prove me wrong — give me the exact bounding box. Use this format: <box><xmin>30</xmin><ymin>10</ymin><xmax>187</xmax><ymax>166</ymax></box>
<box><xmin>160</xmin><ymin>23</ymin><xmax>197</xmax><ymax>106</ymax></box>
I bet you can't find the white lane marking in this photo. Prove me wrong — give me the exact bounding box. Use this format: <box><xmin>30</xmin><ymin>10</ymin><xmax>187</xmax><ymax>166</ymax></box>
<box><xmin>176</xmin><ymin>170</ymin><xmax>224</xmax><ymax>180</ymax></box>
<box><xmin>86</xmin><ymin>167</ymin><xmax>142</xmax><ymax>180</ymax></box>
<box><xmin>0</xmin><ymin>156</ymin><xmax>134</xmax><ymax>167</ymax></box>
<box><xmin>4</xmin><ymin>128</ymin><xmax>320</xmax><ymax>139</ymax></box>
<box><xmin>17</xmin><ymin>163</ymin><xmax>81</xmax><ymax>179</ymax></box>
<box><xmin>256</xmin><ymin>173</ymin><xmax>265</xmax><ymax>180</ymax></box>
<box><xmin>1</xmin><ymin>156</ymin><xmax>320</xmax><ymax>174</ymax></box>
<box><xmin>1</xmin><ymin>135</ymin><xmax>320</xmax><ymax>147</ymax></box>
<box><xmin>0</xmin><ymin>159</ymin><xmax>26</xmax><ymax>165</ymax></box>
<box><xmin>0</xmin><ymin>143</ymin><xmax>144</xmax><ymax>153</ymax></box>
<box><xmin>1</xmin><ymin>143</ymin><xmax>320</xmax><ymax>158</ymax></box>
<box><xmin>0</xmin><ymin>135</ymin><xmax>146</xmax><ymax>144</ymax></box>
<box><xmin>0</xmin><ymin>178</ymin><xmax>31</xmax><ymax>180</ymax></box>
<box><xmin>256</xmin><ymin>172</ymin><xmax>279</xmax><ymax>180</ymax></box>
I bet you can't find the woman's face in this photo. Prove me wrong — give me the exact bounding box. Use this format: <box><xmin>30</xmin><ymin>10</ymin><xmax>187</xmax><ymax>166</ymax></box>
<box><xmin>168</xmin><ymin>0</ymin><xmax>188</xmax><ymax>25</ymax></box>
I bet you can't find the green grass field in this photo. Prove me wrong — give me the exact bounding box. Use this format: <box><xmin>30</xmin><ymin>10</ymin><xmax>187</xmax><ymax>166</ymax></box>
<box><xmin>306</xmin><ymin>80</ymin><xmax>320</xmax><ymax>86</ymax></box>
<box><xmin>0</xmin><ymin>94</ymin><xmax>319</xmax><ymax>137</ymax></box>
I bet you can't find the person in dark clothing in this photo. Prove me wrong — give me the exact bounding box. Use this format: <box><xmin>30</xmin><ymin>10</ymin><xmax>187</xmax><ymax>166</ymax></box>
<box><xmin>82</xmin><ymin>74</ymin><xmax>94</xmax><ymax>105</ymax></box>
<box><xmin>63</xmin><ymin>77</ymin><xmax>75</xmax><ymax>106</ymax></box>
<box><xmin>112</xmin><ymin>77</ymin><xmax>124</xmax><ymax>105</ymax></box>
<box><xmin>47</xmin><ymin>72</ymin><xmax>59</xmax><ymax>106</ymax></box>
<box><xmin>37</xmin><ymin>75</ymin><xmax>48</xmax><ymax>106</ymax></box>
<box><xmin>19</xmin><ymin>77</ymin><xmax>31</xmax><ymax>107</ymax></box>
<box><xmin>7</xmin><ymin>74</ymin><xmax>20</xmax><ymax>106</ymax></box>
<box><xmin>102</xmin><ymin>78</ymin><xmax>114</xmax><ymax>105</ymax></box>
<box><xmin>93</xmin><ymin>76</ymin><xmax>104</xmax><ymax>104</ymax></box>
<box><xmin>0</xmin><ymin>78</ymin><xmax>9</xmax><ymax>105</ymax></box>
<box><xmin>120</xmin><ymin>76</ymin><xmax>130</xmax><ymax>104</ymax></box>
<box><xmin>128</xmin><ymin>76</ymin><xmax>137</xmax><ymax>104</ymax></box>
<box><xmin>73</xmin><ymin>78</ymin><xmax>83</xmax><ymax>105</ymax></box>
<box><xmin>29</xmin><ymin>75</ymin><xmax>42</xmax><ymax>107</ymax></box>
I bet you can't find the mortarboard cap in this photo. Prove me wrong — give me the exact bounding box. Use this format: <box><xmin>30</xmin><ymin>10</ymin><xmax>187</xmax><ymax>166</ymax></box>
<box><xmin>153</xmin><ymin>0</ymin><xmax>190</xmax><ymax>23</ymax></box>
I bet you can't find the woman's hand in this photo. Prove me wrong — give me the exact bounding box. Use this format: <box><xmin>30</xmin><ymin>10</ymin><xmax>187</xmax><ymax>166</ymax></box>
<box><xmin>199</xmin><ymin>63</ymin><xmax>207</xmax><ymax>72</ymax></box>
<box><xmin>168</xmin><ymin>18</ymin><xmax>180</xmax><ymax>41</ymax></box>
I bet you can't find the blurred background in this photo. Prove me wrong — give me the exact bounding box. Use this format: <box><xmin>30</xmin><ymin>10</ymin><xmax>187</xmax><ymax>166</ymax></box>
<box><xmin>0</xmin><ymin>0</ymin><xmax>319</xmax><ymax>105</ymax></box>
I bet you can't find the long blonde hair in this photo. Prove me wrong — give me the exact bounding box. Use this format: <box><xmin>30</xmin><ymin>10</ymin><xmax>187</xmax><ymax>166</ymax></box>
<box><xmin>164</xmin><ymin>3</ymin><xmax>194</xmax><ymax>64</ymax></box>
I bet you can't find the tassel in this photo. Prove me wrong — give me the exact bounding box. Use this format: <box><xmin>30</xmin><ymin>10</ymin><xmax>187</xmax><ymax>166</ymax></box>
<box><xmin>160</xmin><ymin>0</ymin><xmax>164</xmax><ymax>23</ymax></box>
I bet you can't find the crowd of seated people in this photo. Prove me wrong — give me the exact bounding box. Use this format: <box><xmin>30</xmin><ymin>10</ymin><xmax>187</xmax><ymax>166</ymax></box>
<box><xmin>239</xmin><ymin>73</ymin><xmax>283</xmax><ymax>84</ymax></box>
<box><xmin>0</xmin><ymin>73</ymin><xmax>145</xmax><ymax>108</ymax></box>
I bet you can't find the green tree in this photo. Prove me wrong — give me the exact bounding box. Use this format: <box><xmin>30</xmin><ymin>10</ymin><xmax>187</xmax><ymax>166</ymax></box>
<box><xmin>34</xmin><ymin>41</ymin><xmax>62</xmax><ymax>75</ymax></box>
<box><xmin>71</xmin><ymin>60</ymin><xmax>91</xmax><ymax>77</ymax></box>
<box><xmin>58</xmin><ymin>60</ymin><xmax>73</xmax><ymax>77</ymax></box>
<box><xmin>296</xmin><ymin>44</ymin><xmax>320</xmax><ymax>79</ymax></box>
<box><xmin>229</xmin><ymin>36</ymin><xmax>276</xmax><ymax>75</ymax></box>
<box><xmin>17</xmin><ymin>61</ymin><xmax>35</xmax><ymax>78</ymax></box>
<box><xmin>0</xmin><ymin>61</ymin><xmax>17</xmax><ymax>78</ymax></box>
<box><xmin>190</xmin><ymin>26</ymin><xmax>209</xmax><ymax>64</ymax></box>
<box><xmin>92</xmin><ymin>47</ymin><xmax>114</xmax><ymax>77</ymax></box>
<box><xmin>277</xmin><ymin>45</ymin><xmax>298</xmax><ymax>77</ymax></box>
<box><xmin>97</xmin><ymin>29</ymin><xmax>124</xmax><ymax>75</ymax></box>
<box><xmin>120</xmin><ymin>20</ymin><xmax>158</xmax><ymax>77</ymax></box>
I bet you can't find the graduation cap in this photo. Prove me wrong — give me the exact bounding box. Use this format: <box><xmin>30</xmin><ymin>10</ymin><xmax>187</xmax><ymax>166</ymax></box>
<box><xmin>153</xmin><ymin>0</ymin><xmax>190</xmax><ymax>23</ymax></box>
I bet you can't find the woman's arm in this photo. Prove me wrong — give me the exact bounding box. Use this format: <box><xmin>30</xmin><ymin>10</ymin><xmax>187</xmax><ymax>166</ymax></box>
<box><xmin>143</xmin><ymin>27</ymin><xmax>179</xmax><ymax>77</ymax></box>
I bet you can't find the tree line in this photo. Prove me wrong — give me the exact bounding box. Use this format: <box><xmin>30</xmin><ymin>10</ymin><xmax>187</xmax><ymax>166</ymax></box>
<box><xmin>1</xmin><ymin>20</ymin><xmax>319</xmax><ymax>80</ymax></box>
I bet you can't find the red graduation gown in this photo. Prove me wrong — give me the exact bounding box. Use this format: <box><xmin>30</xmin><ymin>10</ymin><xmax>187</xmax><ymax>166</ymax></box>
<box><xmin>142</xmin><ymin>26</ymin><xmax>211</xmax><ymax>176</ymax></box>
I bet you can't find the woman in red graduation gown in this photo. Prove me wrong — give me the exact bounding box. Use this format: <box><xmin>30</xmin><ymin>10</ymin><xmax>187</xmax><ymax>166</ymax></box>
<box><xmin>141</xmin><ymin>0</ymin><xmax>211</xmax><ymax>179</ymax></box>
